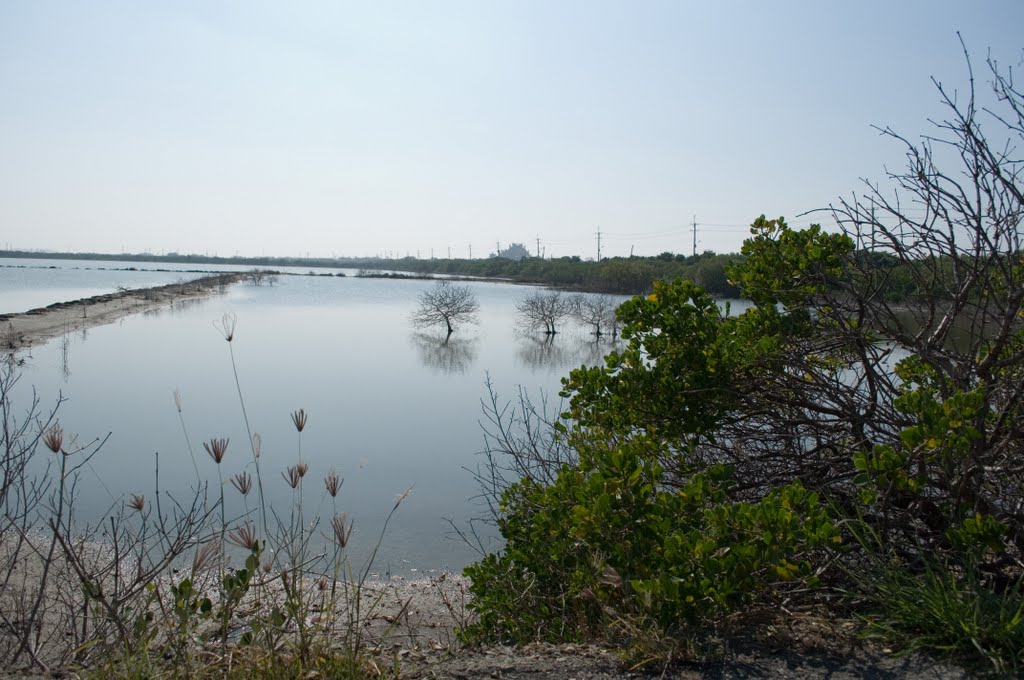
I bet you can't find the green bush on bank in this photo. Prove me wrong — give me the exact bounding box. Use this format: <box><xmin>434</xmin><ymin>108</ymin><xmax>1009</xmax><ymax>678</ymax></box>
<box><xmin>462</xmin><ymin>441</ymin><xmax>837</xmax><ymax>645</ymax></box>
<box><xmin>461</xmin><ymin>206</ymin><xmax>1024</xmax><ymax>672</ymax></box>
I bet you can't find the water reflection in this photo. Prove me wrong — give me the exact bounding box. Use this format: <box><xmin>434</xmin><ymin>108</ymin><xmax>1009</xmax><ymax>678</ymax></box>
<box><xmin>140</xmin><ymin>295</ymin><xmax>210</xmax><ymax>319</ymax></box>
<box><xmin>515</xmin><ymin>334</ymin><xmax>620</xmax><ymax>371</ymax></box>
<box><xmin>6</xmin><ymin>269</ymin><xmax>633</xmax><ymax>572</ymax></box>
<box><xmin>60</xmin><ymin>330</ymin><xmax>71</xmax><ymax>381</ymax></box>
<box><xmin>409</xmin><ymin>332</ymin><xmax>479</xmax><ymax>374</ymax></box>
<box><xmin>576</xmin><ymin>337</ymin><xmax>618</xmax><ymax>367</ymax></box>
<box><xmin>516</xmin><ymin>335</ymin><xmax>574</xmax><ymax>370</ymax></box>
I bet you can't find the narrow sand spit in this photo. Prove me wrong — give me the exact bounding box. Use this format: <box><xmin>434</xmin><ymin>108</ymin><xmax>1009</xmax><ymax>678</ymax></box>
<box><xmin>0</xmin><ymin>273</ymin><xmax>246</xmax><ymax>352</ymax></box>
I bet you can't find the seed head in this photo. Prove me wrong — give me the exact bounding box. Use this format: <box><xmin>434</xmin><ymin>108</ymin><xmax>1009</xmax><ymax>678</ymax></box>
<box><xmin>283</xmin><ymin>465</ymin><xmax>301</xmax><ymax>489</ymax></box>
<box><xmin>43</xmin><ymin>425</ymin><xmax>64</xmax><ymax>454</ymax></box>
<box><xmin>173</xmin><ymin>388</ymin><xmax>183</xmax><ymax>414</ymax></box>
<box><xmin>128</xmin><ymin>494</ymin><xmax>145</xmax><ymax>512</ymax></box>
<box><xmin>291</xmin><ymin>408</ymin><xmax>307</xmax><ymax>433</ymax></box>
<box><xmin>192</xmin><ymin>540</ymin><xmax>219</xmax><ymax>575</ymax></box>
<box><xmin>216</xmin><ymin>313</ymin><xmax>237</xmax><ymax>342</ymax></box>
<box><xmin>599</xmin><ymin>565</ymin><xmax>623</xmax><ymax>590</ymax></box>
<box><xmin>392</xmin><ymin>485</ymin><xmax>413</xmax><ymax>511</ymax></box>
<box><xmin>325</xmin><ymin>469</ymin><xmax>343</xmax><ymax>498</ymax></box>
<box><xmin>331</xmin><ymin>513</ymin><xmax>352</xmax><ymax>549</ymax></box>
<box><xmin>230</xmin><ymin>471</ymin><xmax>252</xmax><ymax>496</ymax></box>
<box><xmin>252</xmin><ymin>433</ymin><xmax>262</xmax><ymax>459</ymax></box>
<box><xmin>203</xmin><ymin>437</ymin><xmax>229</xmax><ymax>464</ymax></box>
<box><xmin>226</xmin><ymin>523</ymin><xmax>259</xmax><ymax>551</ymax></box>
<box><xmin>296</xmin><ymin>462</ymin><xmax>309</xmax><ymax>478</ymax></box>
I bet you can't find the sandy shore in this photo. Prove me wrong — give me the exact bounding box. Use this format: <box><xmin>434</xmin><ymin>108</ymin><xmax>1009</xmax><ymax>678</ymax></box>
<box><xmin>0</xmin><ymin>272</ymin><xmax>246</xmax><ymax>352</ymax></box>
<box><xmin>0</xmin><ymin>553</ymin><xmax>971</xmax><ymax>680</ymax></box>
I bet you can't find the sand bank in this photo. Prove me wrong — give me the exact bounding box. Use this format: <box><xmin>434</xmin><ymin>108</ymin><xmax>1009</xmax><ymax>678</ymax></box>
<box><xmin>0</xmin><ymin>273</ymin><xmax>246</xmax><ymax>352</ymax></box>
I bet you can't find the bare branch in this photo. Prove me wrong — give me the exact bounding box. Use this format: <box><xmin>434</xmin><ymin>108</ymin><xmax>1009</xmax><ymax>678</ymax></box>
<box><xmin>409</xmin><ymin>280</ymin><xmax>480</xmax><ymax>337</ymax></box>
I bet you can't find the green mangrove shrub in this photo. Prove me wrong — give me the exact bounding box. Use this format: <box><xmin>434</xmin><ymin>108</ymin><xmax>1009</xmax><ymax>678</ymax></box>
<box><xmin>463</xmin><ymin>432</ymin><xmax>837</xmax><ymax>644</ymax></box>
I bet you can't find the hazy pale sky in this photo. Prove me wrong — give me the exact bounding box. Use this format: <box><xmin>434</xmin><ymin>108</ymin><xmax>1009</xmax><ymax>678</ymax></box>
<box><xmin>1</xmin><ymin>1</ymin><xmax>1021</xmax><ymax>259</ymax></box>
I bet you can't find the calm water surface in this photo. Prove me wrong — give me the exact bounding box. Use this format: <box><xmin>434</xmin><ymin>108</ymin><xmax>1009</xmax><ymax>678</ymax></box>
<box><xmin>0</xmin><ymin>257</ymin><xmax>364</xmax><ymax>314</ymax></box>
<box><xmin>7</xmin><ymin>260</ymin><xmax>628</xmax><ymax>574</ymax></box>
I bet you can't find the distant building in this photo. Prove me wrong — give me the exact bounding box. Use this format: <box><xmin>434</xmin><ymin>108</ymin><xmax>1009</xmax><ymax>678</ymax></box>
<box><xmin>492</xmin><ymin>243</ymin><xmax>531</xmax><ymax>261</ymax></box>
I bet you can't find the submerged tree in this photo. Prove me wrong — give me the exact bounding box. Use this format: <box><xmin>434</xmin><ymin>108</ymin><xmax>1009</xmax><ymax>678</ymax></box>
<box><xmin>570</xmin><ymin>294</ymin><xmax>620</xmax><ymax>338</ymax></box>
<box><xmin>410</xmin><ymin>280</ymin><xmax>480</xmax><ymax>338</ymax></box>
<box><xmin>514</xmin><ymin>290</ymin><xmax>574</xmax><ymax>335</ymax></box>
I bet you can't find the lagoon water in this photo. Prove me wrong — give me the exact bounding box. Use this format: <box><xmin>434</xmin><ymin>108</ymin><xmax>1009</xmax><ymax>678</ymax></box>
<box><xmin>2</xmin><ymin>259</ymin><xmax>626</xmax><ymax>575</ymax></box>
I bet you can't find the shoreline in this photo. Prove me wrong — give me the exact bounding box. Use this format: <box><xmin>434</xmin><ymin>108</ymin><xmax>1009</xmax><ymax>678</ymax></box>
<box><xmin>0</xmin><ymin>542</ymin><xmax>971</xmax><ymax>680</ymax></box>
<box><xmin>0</xmin><ymin>272</ymin><xmax>247</xmax><ymax>353</ymax></box>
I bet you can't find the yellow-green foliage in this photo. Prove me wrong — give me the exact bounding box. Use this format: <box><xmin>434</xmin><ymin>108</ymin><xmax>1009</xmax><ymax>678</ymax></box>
<box><xmin>462</xmin><ymin>441</ymin><xmax>836</xmax><ymax>644</ymax></box>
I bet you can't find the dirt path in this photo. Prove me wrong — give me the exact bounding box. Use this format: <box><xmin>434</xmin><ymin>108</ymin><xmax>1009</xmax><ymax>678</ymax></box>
<box><xmin>358</xmin><ymin>577</ymin><xmax>972</xmax><ymax>679</ymax></box>
<box><xmin>0</xmin><ymin>273</ymin><xmax>246</xmax><ymax>352</ymax></box>
<box><xmin>404</xmin><ymin>644</ymin><xmax>971</xmax><ymax>679</ymax></box>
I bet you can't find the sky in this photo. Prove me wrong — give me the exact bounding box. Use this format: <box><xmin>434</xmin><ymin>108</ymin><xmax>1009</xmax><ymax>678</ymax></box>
<box><xmin>0</xmin><ymin>1</ymin><xmax>1021</xmax><ymax>260</ymax></box>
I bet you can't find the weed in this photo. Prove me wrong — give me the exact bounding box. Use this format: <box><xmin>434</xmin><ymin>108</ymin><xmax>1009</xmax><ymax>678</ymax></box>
<box><xmin>844</xmin><ymin>520</ymin><xmax>1024</xmax><ymax>675</ymax></box>
<box><xmin>0</xmin><ymin>319</ymin><xmax>413</xmax><ymax>679</ymax></box>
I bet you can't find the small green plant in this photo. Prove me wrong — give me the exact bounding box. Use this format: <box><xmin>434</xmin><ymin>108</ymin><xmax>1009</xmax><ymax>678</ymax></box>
<box><xmin>168</xmin><ymin>576</ymin><xmax>213</xmax><ymax>662</ymax></box>
<box><xmin>844</xmin><ymin>521</ymin><xmax>1024</xmax><ymax>675</ymax></box>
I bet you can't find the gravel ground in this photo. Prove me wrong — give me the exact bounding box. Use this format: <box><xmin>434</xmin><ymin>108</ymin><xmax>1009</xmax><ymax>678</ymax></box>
<box><xmin>358</xmin><ymin>576</ymin><xmax>975</xmax><ymax>679</ymax></box>
<box><xmin>405</xmin><ymin>643</ymin><xmax>972</xmax><ymax>679</ymax></box>
<box><xmin>0</xmin><ymin>571</ymin><xmax>979</xmax><ymax>678</ymax></box>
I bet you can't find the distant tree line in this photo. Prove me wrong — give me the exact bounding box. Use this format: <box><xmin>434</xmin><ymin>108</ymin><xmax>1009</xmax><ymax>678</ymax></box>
<box><xmin>1</xmin><ymin>245</ymin><xmax>966</xmax><ymax>302</ymax></box>
<box><xmin>375</xmin><ymin>251</ymin><xmax>746</xmax><ymax>297</ymax></box>
<box><xmin>0</xmin><ymin>248</ymin><xmax>743</xmax><ymax>297</ymax></box>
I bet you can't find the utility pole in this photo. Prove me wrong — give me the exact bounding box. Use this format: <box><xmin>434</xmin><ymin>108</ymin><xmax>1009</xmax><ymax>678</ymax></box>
<box><xmin>692</xmin><ymin>215</ymin><xmax>698</xmax><ymax>257</ymax></box>
<box><xmin>496</xmin><ymin>240</ymin><xmax>501</xmax><ymax>256</ymax></box>
<box><xmin>596</xmin><ymin>227</ymin><xmax>602</xmax><ymax>262</ymax></box>
<box><xmin>536</xmin><ymin>235</ymin><xmax>541</xmax><ymax>258</ymax></box>
<box><xmin>430</xmin><ymin>248</ymin><xmax>434</xmax><ymax>259</ymax></box>
<box><xmin>469</xmin><ymin>243</ymin><xmax>472</xmax><ymax>259</ymax></box>
<box><xmin>448</xmin><ymin>246</ymin><xmax>451</xmax><ymax>259</ymax></box>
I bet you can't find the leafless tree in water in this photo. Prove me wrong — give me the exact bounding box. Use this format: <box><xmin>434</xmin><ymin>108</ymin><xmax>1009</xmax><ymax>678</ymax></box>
<box><xmin>410</xmin><ymin>280</ymin><xmax>480</xmax><ymax>338</ymax></box>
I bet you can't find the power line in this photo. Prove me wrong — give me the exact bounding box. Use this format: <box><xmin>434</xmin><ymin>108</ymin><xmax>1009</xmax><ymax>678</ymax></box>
<box><xmin>602</xmin><ymin>227</ymin><xmax>686</xmax><ymax>238</ymax></box>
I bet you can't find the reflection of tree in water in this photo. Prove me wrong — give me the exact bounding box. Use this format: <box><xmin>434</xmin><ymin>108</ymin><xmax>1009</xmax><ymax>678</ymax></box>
<box><xmin>516</xmin><ymin>334</ymin><xmax>621</xmax><ymax>372</ymax></box>
<box><xmin>516</xmin><ymin>336</ymin><xmax>572</xmax><ymax>371</ymax></box>
<box><xmin>410</xmin><ymin>332</ymin><xmax>479</xmax><ymax>375</ymax></box>
<box><xmin>60</xmin><ymin>330</ymin><xmax>71</xmax><ymax>381</ymax></box>
<box><xmin>141</xmin><ymin>296</ymin><xmax>210</xmax><ymax>319</ymax></box>
<box><xmin>577</xmin><ymin>336</ymin><xmax>618</xmax><ymax>367</ymax></box>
